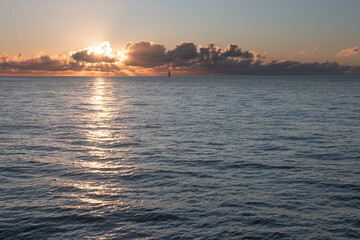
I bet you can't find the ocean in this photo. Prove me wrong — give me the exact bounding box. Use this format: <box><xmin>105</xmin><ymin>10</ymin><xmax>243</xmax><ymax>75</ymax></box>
<box><xmin>0</xmin><ymin>76</ymin><xmax>359</xmax><ymax>239</ymax></box>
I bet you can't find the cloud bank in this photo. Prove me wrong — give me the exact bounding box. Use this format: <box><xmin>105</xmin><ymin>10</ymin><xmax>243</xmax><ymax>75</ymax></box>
<box><xmin>0</xmin><ymin>53</ymin><xmax>123</xmax><ymax>76</ymax></box>
<box><xmin>1</xmin><ymin>41</ymin><xmax>360</xmax><ymax>75</ymax></box>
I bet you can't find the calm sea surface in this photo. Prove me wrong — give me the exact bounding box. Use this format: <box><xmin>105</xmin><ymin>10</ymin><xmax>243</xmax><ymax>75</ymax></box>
<box><xmin>0</xmin><ymin>76</ymin><xmax>359</xmax><ymax>239</ymax></box>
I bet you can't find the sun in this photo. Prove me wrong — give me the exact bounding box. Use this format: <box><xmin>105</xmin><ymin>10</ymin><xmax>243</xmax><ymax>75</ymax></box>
<box><xmin>83</xmin><ymin>41</ymin><xmax>126</xmax><ymax>62</ymax></box>
<box><xmin>71</xmin><ymin>41</ymin><xmax>126</xmax><ymax>63</ymax></box>
<box><xmin>88</xmin><ymin>41</ymin><xmax>113</xmax><ymax>56</ymax></box>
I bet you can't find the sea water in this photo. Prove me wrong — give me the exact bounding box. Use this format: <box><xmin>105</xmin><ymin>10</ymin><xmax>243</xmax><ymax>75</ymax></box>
<box><xmin>0</xmin><ymin>76</ymin><xmax>359</xmax><ymax>239</ymax></box>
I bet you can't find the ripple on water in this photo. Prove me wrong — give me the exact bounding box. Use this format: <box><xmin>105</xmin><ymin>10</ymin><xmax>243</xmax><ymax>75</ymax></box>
<box><xmin>1</xmin><ymin>76</ymin><xmax>360</xmax><ymax>239</ymax></box>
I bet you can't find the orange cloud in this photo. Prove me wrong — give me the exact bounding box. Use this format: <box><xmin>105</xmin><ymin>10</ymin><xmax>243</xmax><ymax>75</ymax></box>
<box><xmin>296</xmin><ymin>49</ymin><xmax>306</xmax><ymax>55</ymax></box>
<box><xmin>336</xmin><ymin>46</ymin><xmax>359</xmax><ymax>57</ymax></box>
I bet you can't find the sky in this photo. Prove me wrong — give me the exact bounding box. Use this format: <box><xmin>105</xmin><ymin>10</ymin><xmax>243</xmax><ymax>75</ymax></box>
<box><xmin>0</xmin><ymin>0</ymin><xmax>359</xmax><ymax>76</ymax></box>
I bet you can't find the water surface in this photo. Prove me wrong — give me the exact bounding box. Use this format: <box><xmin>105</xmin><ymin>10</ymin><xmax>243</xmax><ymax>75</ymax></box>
<box><xmin>1</xmin><ymin>76</ymin><xmax>359</xmax><ymax>239</ymax></box>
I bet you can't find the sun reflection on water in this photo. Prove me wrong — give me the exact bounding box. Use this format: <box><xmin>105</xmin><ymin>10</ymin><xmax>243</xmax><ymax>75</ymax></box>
<box><xmin>82</xmin><ymin>77</ymin><xmax>124</xmax><ymax>159</ymax></box>
<box><xmin>87</xmin><ymin>77</ymin><xmax>115</xmax><ymax>144</ymax></box>
<box><xmin>59</xmin><ymin>77</ymin><xmax>140</xmax><ymax>215</ymax></box>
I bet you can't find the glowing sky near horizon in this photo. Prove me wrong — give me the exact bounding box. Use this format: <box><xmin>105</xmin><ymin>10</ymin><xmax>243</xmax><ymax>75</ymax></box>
<box><xmin>0</xmin><ymin>0</ymin><xmax>359</xmax><ymax>74</ymax></box>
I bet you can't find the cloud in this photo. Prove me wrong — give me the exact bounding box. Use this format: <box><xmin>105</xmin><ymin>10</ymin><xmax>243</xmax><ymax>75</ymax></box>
<box><xmin>72</xmin><ymin>49</ymin><xmax>116</xmax><ymax>63</ymax></box>
<box><xmin>167</xmin><ymin>42</ymin><xmax>199</xmax><ymax>67</ymax></box>
<box><xmin>168</xmin><ymin>42</ymin><xmax>199</xmax><ymax>60</ymax></box>
<box><xmin>0</xmin><ymin>54</ymin><xmax>74</xmax><ymax>71</ymax></box>
<box><xmin>1</xmin><ymin>41</ymin><xmax>360</xmax><ymax>76</ymax></box>
<box><xmin>258</xmin><ymin>60</ymin><xmax>353</xmax><ymax>75</ymax></box>
<box><xmin>159</xmin><ymin>41</ymin><xmax>358</xmax><ymax>75</ymax></box>
<box><xmin>198</xmin><ymin>43</ymin><xmax>254</xmax><ymax>63</ymax></box>
<box><xmin>0</xmin><ymin>41</ymin><xmax>125</xmax><ymax>75</ymax></box>
<box><xmin>222</xmin><ymin>44</ymin><xmax>254</xmax><ymax>59</ymax></box>
<box><xmin>296</xmin><ymin>49</ymin><xmax>306</xmax><ymax>55</ymax></box>
<box><xmin>71</xmin><ymin>41</ymin><xmax>117</xmax><ymax>63</ymax></box>
<box><xmin>123</xmin><ymin>41</ymin><xmax>256</xmax><ymax>69</ymax></box>
<box><xmin>124</xmin><ymin>41</ymin><xmax>168</xmax><ymax>68</ymax></box>
<box><xmin>336</xmin><ymin>46</ymin><xmax>359</xmax><ymax>57</ymax></box>
<box><xmin>0</xmin><ymin>53</ymin><xmax>122</xmax><ymax>75</ymax></box>
<box><xmin>296</xmin><ymin>47</ymin><xmax>318</xmax><ymax>55</ymax></box>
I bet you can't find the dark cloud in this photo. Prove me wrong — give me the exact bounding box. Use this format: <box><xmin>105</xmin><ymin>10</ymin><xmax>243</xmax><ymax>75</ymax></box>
<box><xmin>199</xmin><ymin>43</ymin><xmax>224</xmax><ymax>63</ymax></box>
<box><xmin>0</xmin><ymin>54</ymin><xmax>121</xmax><ymax>74</ymax></box>
<box><xmin>165</xmin><ymin>42</ymin><xmax>198</xmax><ymax>67</ymax></box>
<box><xmin>258</xmin><ymin>60</ymin><xmax>347</xmax><ymax>75</ymax></box>
<box><xmin>221</xmin><ymin>44</ymin><xmax>254</xmax><ymax>59</ymax></box>
<box><xmin>175</xmin><ymin>57</ymin><xmax>360</xmax><ymax>76</ymax></box>
<box><xmin>164</xmin><ymin>42</ymin><xmax>358</xmax><ymax>75</ymax></box>
<box><xmin>197</xmin><ymin>43</ymin><xmax>254</xmax><ymax>63</ymax></box>
<box><xmin>167</xmin><ymin>42</ymin><xmax>198</xmax><ymax>60</ymax></box>
<box><xmin>0</xmin><ymin>54</ymin><xmax>73</xmax><ymax>71</ymax></box>
<box><xmin>124</xmin><ymin>41</ymin><xmax>168</xmax><ymax>68</ymax></box>
<box><xmin>122</xmin><ymin>41</ymin><xmax>257</xmax><ymax>69</ymax></box>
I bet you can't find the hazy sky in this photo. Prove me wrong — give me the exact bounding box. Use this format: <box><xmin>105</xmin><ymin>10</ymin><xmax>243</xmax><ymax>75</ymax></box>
<box><xmin>0</xmin><ymin>0</ymin><xmax>359</xmax><ymax>75</ymax></box>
